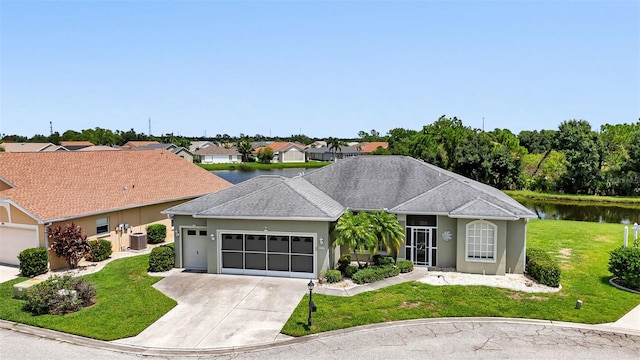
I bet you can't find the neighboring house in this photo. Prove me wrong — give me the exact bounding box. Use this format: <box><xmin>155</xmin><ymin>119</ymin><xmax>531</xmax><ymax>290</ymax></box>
<box><xmin>129</xmin><ymin>143</ymin><xmax>193</xmax><ymax>162</ymax></box>
<box><xmin>189</xmin><ymin>141</ymin><xmax>216</xmax><ymax>153</ymax></box>
<box><xmin>195</xmin><ymin>146</ymin><xmax>242</xmax><ymax>164</ymax></box>
<box><xmin>60</xmin><ymin>141</ymin><xmax>94</xmax><ymax>150</ymax></box>
<box><xmin>0</xmin><ymin>150</ymin><xmax>232</xmax><ymax>268</ymax></box>
<box><xmin>306</xmin><ymin>146</ymin><xmax>363</xmax><ymax>161</ymax></box>
<box><xmin>164</xmin><ymin>156</ymin><xmax>536</xmax><ymax>278</ymax></box>
<box><xmin>119</xmin><ymin>141</ymin><xmax>161</xmax><ymax>150</ymax></box>
<box><xmin>308</xmin><ymin>140</ymin><xmax>327</xmax><ymax>148</ymax></box>
<box><xmin>0</xmin><ymin>142</ymin><xmax>68</xmax><ymax>153</ymax></box>
<box><xmin>356</xmin><ymin>142</ymin><xmax>389</xmax><ymax>153</ymax></box>
<box><xmin>255</xmin><ymin>142</ymin><xmax>306</xmax><ymax>163</ymax></box>
<box><xmin>77</xmin><ymin>145</ymin><xmax>119</xmax><ymax>151</ymax></box>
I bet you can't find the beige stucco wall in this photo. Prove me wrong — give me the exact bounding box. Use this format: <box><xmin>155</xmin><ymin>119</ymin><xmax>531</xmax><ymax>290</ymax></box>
<box><xmin>437</xmin><ymin>216</ymin><xmax>457</xmax><ymax>268</ymax></box>
<box><xmin>506</xmin><ymin>219</ymin><xmax>527</xmax><ymax>274</ymax></box>
<box><xmin>172</xmin><ymin>216</ymin><xmax>331</xmax><ymax>276</ymax></box>
<box><xmin>455</xmin><ymin>219</ymin><xmax>508</xmax><ymax>275</ymax></box>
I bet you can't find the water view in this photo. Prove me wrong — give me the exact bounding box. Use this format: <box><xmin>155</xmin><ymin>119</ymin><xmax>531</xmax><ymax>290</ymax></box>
<box><xmin>212</xmin><ymin>169</ymin><xmax>640</xmax><ymax>224</ymax></box>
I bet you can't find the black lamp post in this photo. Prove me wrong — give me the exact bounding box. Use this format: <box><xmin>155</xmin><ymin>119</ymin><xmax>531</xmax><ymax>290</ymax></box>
<box><xmin>307</xmin><ymin>280</ymin><xmax>315</xmax><ymax>326</ymax></box>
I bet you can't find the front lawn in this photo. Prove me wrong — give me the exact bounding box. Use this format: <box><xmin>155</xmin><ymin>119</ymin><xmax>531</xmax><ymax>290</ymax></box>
<box><xmin>282</xmin><ymin>219</ymin><xmax>640</xmax><ymax>336</ymax></box>
<box><xmin>0</xmin><ymin>254</ymin><xmax>176</xmax><ymax>340</ymax></box>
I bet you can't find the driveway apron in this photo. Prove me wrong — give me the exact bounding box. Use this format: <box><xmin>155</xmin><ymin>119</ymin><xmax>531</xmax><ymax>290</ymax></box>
<box><xmin>113</xmin><ymin>272</ymin><xmax>308</xmax><ymax>348</ymax></box>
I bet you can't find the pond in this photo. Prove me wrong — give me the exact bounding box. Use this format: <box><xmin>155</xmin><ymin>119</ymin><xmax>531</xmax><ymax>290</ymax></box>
<box><xmin>212</xmin><ymin>169</ymin><xmax>640</xmax><ymax>224</ymax></box>
<box><xmin>517</xmin><ymin>198</ymin><xmax>640</xmax><ymax>224</ymax></box>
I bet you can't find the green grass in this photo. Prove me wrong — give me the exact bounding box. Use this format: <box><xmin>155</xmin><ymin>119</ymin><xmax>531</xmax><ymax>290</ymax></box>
<box><xmin>281</xmin><ymin>219</ymin><xmax>640</xmax><ymax>336</ymax></box>
<box><xmin>0</xmin><ymin>255</ymin><xmax>176</xmax><ymax>340</ymax></box>
<box><xmin>504</xmin><ymin>190</ymin><xmax>640</xmax><ymax>206</ymax></box>
<box><xmin>198</xmin><ymin>161</ymin><xmax>330</xmax><ymax>171</ymax></box>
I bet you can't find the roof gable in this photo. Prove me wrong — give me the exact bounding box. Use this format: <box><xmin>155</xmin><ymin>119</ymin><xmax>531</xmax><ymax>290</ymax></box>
<box><xmin>0</xmin><ymin>150</ymin><xmax>232</xmax><ymax>222</ymax></box>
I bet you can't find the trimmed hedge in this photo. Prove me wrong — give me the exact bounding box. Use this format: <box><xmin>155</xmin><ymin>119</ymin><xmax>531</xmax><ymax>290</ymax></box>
<box><xmin>372</xmin><ymin>254</ymin><xmax>394</xmax><ymax>266</ymax></box>
<box><xmin>18</xmin><ymin>247</ymin><xmax>49</xmax><ymax>277</ymax></box>
<box><xmin>148</xmin><ymin>244</ymin><xmax>175</xmax><ymax>272</ymax></box>
<box><xmin>325</xmin><ymin>270</ymin><xmax>342</xmax><ymax>283</ymax></box>
<box><xmin>337</xmin><ymin>254</ymin><xmax>351</xmax><ymax>274</ymax></box>
<box><xmin>146</xmin><ymin>224</ymin><xmax>167</xmax><ymax>244</ymax></box>
<box><xmin>351</xmin><ymin>265</ymin><xmax>400</xmax><ymax>285</ymax></box>
<box><xmin>396</xmin><ymin>260</ymin><xmax>414</xmax><ymax>273</ymax></box>
<box><xmin>344</xmin><ymin>265</ymin><xmax>359</xmax><ymax>278</ymax></box>
<box><xmin>526</xmin><ymin>248</ymin><xmax>561</xmax><ymax>287</ymax></box>
<box><xmin>608</xmin><ymin>246</ymin><xmax>640</xmax><ymax>289</ymax></box>
<box><xmin>85</xmin><ymin>239</ymin><xmax>112</xmax><ymax>262</ymax></box>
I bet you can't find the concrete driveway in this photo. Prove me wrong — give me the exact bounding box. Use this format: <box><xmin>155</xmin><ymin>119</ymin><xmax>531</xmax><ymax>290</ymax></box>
<box><xmin>114</xmin><ymin>272</ymin><xmax>309</xmax><ymax>349</ymax></box>
<box><xmin>0</xmin><ymin>264</ymin><xmax>20</xmax><ymax>283</ymax></box>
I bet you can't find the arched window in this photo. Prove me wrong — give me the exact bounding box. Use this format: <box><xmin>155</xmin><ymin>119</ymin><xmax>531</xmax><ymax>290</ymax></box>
<box><xmin>466</xmin><ymin>220</ymin><xmax>496</xmax><ymax>262</ymax></box>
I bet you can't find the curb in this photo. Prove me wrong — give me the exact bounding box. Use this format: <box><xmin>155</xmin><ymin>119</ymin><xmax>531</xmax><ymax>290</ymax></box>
<box><xmin>2</xmin><ymin>317</ymin><xmax>639</xmax><ymax>357</ymax></box>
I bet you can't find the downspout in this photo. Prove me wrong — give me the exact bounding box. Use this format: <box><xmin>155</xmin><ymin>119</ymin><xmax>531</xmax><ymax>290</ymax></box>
<box><xmin>44</xmin><ymin>222</ymin><xmax>52</xmax><ymax>270</ymax></box>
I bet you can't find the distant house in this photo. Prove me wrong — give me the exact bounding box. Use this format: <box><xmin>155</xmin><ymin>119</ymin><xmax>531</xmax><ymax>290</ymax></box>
<box><xmin>308</xmin><ymin>140</ymin><xmax>327</xmax><ymax>148</ymax></box>
<box><xmin>0</xmin><ymin>142</ymin><xmax>68</xmax><ymax>153</ymax></box>
<box><xmin>0</xmin><ymin>150</ymin><xmax>231</xmax><ymax>268</ymax></box>
<box><xmin>189</xmin><ymin>141</ymin><xmax>216</xmax><ymax>153</ymax></box>
<box><xmin>60</xmin><ymin>141</ymin><xmax>94</xmax><ymax>150</ymax></box>
<box><xmin>195</xmin><ymin>146</ymin><xmax>242</xmax><ymax>164</ymax></box>
<box><xmin>77</xmin><ymin>145</ymin><xmax>119</xmax><ymax>152</ymax></box>
<box><xmin>307</xmin><ymin>146</ymin><xmax>363</xmax><ymax>161</ymax></box>
<box><xmin>119</xmin><ymin>141</ymin><xmax>161</xmax><ymax>150</ymax></box>
<box><xmin>255</xmin><ymin>142</ymin><xmax>306</xmax><ymax>163</ymax></box>
<box><xmin>128</xmin><ymin>143</ymin><xmax>194</xmax><ymax>162</ymax></box>
<box><xmin>165</xmin><ymin>156</ymin><xmax>536</xmax><ymax>277</ymax></box>
<box><xmin>356</xmin><ymin>142</ymin><xmax>389</xmax><ymax>153</ymax></box>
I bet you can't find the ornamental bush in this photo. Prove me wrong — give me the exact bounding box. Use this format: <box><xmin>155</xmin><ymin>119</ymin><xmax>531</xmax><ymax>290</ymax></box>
<box><xmin>85</xmin><ymin>239</ymin><xmax>112</xmax><ymax>262</ymax></box>
<box><xmin>396</xmin><ymin>260</ymin><xmax>414</xmax><ymax>273</ymax></box>
<box><xmin>526</xmin><ymin>248</ymin><xmax>561</xmax><ymax>287</ymax></box>
<box><xmin>344</xmin><ymin>265</ymin><xmax>359</xmax><ymax>278</ymax></box>
<box><xmin>337</xmin><ymin>254</ymin><xmax>351</xmax><ymax>274</ymax></box>
<box><xmin>148</xmin><ymin>244</ymin><xmax>175</xmax><ymax>272</ymax></box>
<box><xmin>351</xmin><ymin>265</ymin><xmax>400</xmax><ymax>284</ymax></box>
<box><xmin>48</xmin><ymin>223</ymin><xmax>91</xmax><ymax>269</ymax></box>
<box><xmin>23</xmin><ymin>274</ymin><xmax>96</xmax><ymax>315</ymax></box>
<box><xmin>146</xmin><ymin>224</ymin><xmax>167</xmax><ymax>244</ymax></box>
<box><xmin>18</xmin><ymin>248</ymin><xmax>48</xmax><ymax>277</ymax></box>
<box><xmin>608</xmin><ymin>246</ymin><xmax>640</xmax><ymax>289</ymax></box>
<box><xmin>325</xmin><ymin>269</ymin><xmax>342</xmax><ymax>283</ymax></box>
<box><xmin>372</xmin><ymin>254</ymin><xmax>394</xmax><ymax>266</ymax></box>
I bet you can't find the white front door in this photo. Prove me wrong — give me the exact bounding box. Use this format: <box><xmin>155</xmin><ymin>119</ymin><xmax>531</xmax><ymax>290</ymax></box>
<box><xmin>182</xmin><ymin>228</ymin><xmax>208</xmax><ymax>271</ymax></box>
<box><xmin>405</xmin><ymin>226</ymin><xmax>437</xmax><ymax>267</ymax></box>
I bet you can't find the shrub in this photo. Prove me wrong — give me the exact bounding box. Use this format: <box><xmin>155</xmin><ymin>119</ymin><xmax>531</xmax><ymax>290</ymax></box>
<box><xmin>18</xmin><ymin>247</ymin><xmax>48</xmax><ymax>277</ymax></box>
<box><xmin>337</xmin><ymin>254</ymin><xmax>351</xmax><ymax>273</ymax></box>
<box><xmin>48</xmin><ymin>223</ymin><xmax>91</xmax><ymax>269</ymax></box>
<box><xmin>325</xmin><ymin>270</ymin><xmax>342</xmax><ymax>283</ymax></box>
<box><xmin>372</xmin><ymin>254</ymin><xmax>394</xmax><ymax>266</ymax></box>
<box><xmin>148</xmin><ymin>244</ymin><xmax>175</xmax><ymax>272</ymax></box>
<box><xmin>146</xmin><ymin>224</ymin><xmax>167</xmax><ymax>244</ymax></box>
<box><xmin>344</xmin><ymin>265</ymin><xmax>359</xmax><ymax>278</ymax></box>
<box><xmin>23</xmin><ymin>274</ymin><xmax>96</xmax><ymax>315</ymax></box>
<box><xmin>85</xmin><ymin>239</ymin><xmax>112</xmax><ymax>262</ymax></box>
<box><xmin>608</xmin><ymin>246</ymin><xmax>640</xmax><ymax>289</ymax></box>
<box><xmin>396</xmin><ymin>260</ymin><xmax>414</xmax><ymax>273</ymax></box>
<box><xmin>351</xmin><ymin>265</ymin><xmax>400</xmax><ymax>284</ymax></box>
<box><xmin>526</xmin><ymin>248</ymin><xmax>561</xmax><ymax>287</ymax></box>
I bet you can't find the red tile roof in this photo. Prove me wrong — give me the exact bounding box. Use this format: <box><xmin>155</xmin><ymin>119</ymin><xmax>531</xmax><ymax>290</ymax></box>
<box><xmin>358</xmin><ymin>142</ymin><xmax>389</xmax><ymax>153</ymax></box>
<box><xmin>0</xmin><ymin>150</ymin><xmax>232</xmax><ymax>222</ymax></box>
<box><xmin>60</xmin><ymin>141</ymin><xmax>94</xmax><ymax>147</ymax></box>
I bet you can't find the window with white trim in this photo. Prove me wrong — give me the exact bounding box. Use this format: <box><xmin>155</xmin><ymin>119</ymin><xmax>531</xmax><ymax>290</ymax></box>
<box><xmin>466</xmin><ymin>220</ymin><xmax>496</xmax><ymax>261</ymax></box>
<box><xmin>96</xmin><ymin>217</ymin><xmax>109</xmax><ymax>235</ymax></box>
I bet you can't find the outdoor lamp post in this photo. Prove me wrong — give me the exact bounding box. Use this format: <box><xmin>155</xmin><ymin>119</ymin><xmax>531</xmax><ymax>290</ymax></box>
<box><xmin>308</xmin><ymin>280</ymin><xmax>316</xmax><ymax>326</ymax></box>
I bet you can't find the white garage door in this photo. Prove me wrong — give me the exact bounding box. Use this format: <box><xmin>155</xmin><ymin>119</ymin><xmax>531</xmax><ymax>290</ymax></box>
<box><xmin>0</xmin><ymin>226</ymin><xmax>39</xmax><ymax>265</ymax></box>
<box><xmin>220</xmin><ymin>232</ymin><xmax>315</xmax><ymax>278</ymax></box>
<box><xmin>183</xmin><ymin>229</ymin><xmax>208</xmax><ymax>271</ymax></box>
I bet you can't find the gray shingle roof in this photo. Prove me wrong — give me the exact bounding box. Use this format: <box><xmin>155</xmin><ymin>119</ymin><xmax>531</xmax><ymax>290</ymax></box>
<box><xmin>165</xmin><ymin>155</ymin><xmax>536</xmax><ymax>221</ymax></box>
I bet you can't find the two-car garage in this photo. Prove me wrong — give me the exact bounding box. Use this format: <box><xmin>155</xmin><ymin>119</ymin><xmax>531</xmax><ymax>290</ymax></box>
<box><xmin>179</xmin><ymin>228</ymin><xmax>316</xmax><ymax>278</ymax></box>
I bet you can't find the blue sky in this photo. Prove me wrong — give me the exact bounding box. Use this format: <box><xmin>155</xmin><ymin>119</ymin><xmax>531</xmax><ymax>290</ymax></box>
<box><xmin>1</xmin><ymin>1</ymin><xmax>638</xmax><ymax>139</ymax></box>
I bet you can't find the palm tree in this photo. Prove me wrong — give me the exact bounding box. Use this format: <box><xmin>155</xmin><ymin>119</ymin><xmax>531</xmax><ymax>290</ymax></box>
<box><xmin>333</xmin><ymin>210</ymin><xmax>377</xmax><ymax>268</ymax></box>
<box><xmin>368</xmin><ymin>210</ymin><xmax>406</xmax><ymax>263</ymax></box>
<box><xmin>236</xmin><ymin>138</ymin><xmax>254</xmax><ymax>162</ymax></box>
<box><xmin>327</xmin><ymin>137</ymin><xmax>345</xmax><ymax>161</ymax></box>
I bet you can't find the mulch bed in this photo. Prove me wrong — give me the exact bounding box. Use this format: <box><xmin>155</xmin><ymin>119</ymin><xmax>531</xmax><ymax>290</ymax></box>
<box><xmin>612</xmin><ymin>277</ymin><xmax>640</xmax><ymax>293</ymax></box>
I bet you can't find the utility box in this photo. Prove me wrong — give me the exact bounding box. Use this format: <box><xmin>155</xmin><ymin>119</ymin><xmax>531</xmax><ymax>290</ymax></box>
<box><xmin>129</xmin><ymin>233</ymin><xmax>147</xmax><ymax>250</ymax></box>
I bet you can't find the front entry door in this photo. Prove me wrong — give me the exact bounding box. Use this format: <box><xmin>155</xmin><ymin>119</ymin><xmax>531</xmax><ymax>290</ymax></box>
<box><xmin>406</xmin><ymin>227</ymin><xmax>437</xmax><ymax>267</ymax></box>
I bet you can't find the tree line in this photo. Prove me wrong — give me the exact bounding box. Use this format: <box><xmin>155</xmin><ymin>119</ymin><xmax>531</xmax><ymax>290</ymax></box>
<box><xmin>3</xmin><ymin>117</ymin><xmax>640</xmax><ymax>196</ymax></box>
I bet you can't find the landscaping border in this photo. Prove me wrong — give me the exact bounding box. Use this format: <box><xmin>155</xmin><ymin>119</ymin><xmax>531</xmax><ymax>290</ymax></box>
<box><xmin>609</xmin><ymin>277</ymin><xmax>640</xmax><ymax>295</ymax></box>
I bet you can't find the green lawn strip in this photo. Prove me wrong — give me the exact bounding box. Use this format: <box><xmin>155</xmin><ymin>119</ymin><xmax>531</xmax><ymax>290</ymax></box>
<box><xmin>282</xmin><ymin>219</ymin><xmax>640</xmax><ymax>336</ymax></box>
<box><xmin>198</xmin><ymin>161</ymin><xmax>330</xmax><ymax>171</ymax></box>
<box><xmin>504</xmin><ymin>190</ymin><xmax>640</xmax><ymax>206</ymax></box>
<box><xmin>0</xmin><ymin>255</ymin><xmax>176</xmax><ymax>340</ymax></box>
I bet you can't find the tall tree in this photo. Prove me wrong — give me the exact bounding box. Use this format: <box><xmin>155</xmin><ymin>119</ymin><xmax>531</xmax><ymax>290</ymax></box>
<box><xmin>333</xmin><ymin>210</ymin><xmax>377</xmax><ymax>268</ymax></box>
<box><xmin>555</xmin><ymin>119</ymin><xmax>601</xmax><ymax>194</ymax></box>
<box><xmin>236</xmin><ymin>138</ymin><xmax>254</xmax><ymax>162</ymax></box>
<box><xmin>367</xmin><ymin>210</ymin><xmax>405</xmax><ymax>262</ymax></box>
